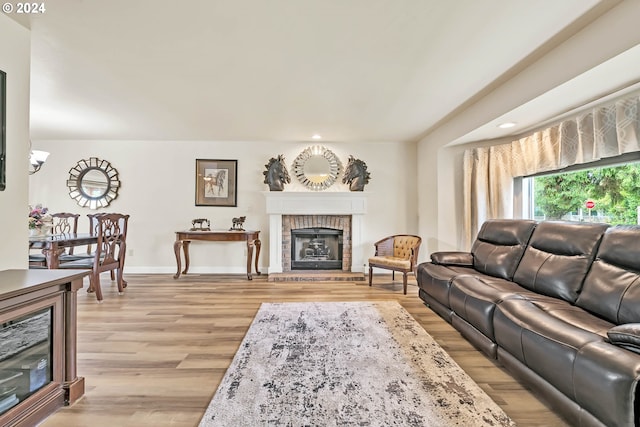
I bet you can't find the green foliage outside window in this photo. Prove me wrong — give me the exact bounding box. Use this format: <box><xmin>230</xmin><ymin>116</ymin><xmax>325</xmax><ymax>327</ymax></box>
<box><xmin>533</xmin><ymin>163</ymin><xmax>640</xmax><ymax>224</ymax></box>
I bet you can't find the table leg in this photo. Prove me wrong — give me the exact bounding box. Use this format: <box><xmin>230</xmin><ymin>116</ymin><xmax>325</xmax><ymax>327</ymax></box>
<box><xmin>43</xmin><ymin>246</ymin><xmax>64</xmax><ymax>269</ymax></box>
<box><xmin>173</xmin><ymin>240</ymin><xmax>183</xmax><ymax>279</ymax></box>
<box><xmin>182</xmin><ymin>241</ymin><xmax>191</xmax><ymax>274</ymax></box>
<box><xmin>119</xmin><ymin>244</ymin><xmax>128</xmax><ymax>288</ymax></box>
<box><xmin>246</xmin><ymin>239</ymin><xmax>254</xmax><ymax>280</ymax></box>
<box><xmin>254</xmin><ymin>239</ymin><xmax>261</xmax><ymax>276</ymax></box>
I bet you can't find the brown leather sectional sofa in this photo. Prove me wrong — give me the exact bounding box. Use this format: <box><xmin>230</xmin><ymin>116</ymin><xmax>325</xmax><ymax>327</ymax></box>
<box><xmin>417</xmin><ymin>219</ymin><xmax>640</xmax><ymax>427</ymax></box>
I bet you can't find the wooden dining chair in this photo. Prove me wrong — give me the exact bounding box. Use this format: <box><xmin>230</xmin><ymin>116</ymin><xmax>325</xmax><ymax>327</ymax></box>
<box><xmin>52</xmin><ymin>212</ymin><xmax>80</xmax><ymax>236</ymax></box>
<box><xmin>59</xmin><ymin>213</ymin><xmax>129</xmax><ymax>302</ymax></box>
<box><xmin>85</xmin><ymin>212</ymin><xmax>103</xmax><ymax>255</ymax></box>
<box><xmin>60</xmin><ymin>213</ymin><xmax>126</xmax><ymax>285</ymax></box>
<box><xmin>29</xmin><ymin>212</ymin><xmax>80</xmax><ymax>268</ymax></box>
<box><xmin>58</xmin><ymin>212</ymin><xmax>104</xmax><ymax>263</ymax></box>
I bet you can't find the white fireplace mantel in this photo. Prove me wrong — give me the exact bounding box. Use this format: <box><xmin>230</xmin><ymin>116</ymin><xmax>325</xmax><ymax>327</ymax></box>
<box><xmin>263</xmin><ymin>192</ymin><xmax>368</xmax><ymax>273</ymax></box>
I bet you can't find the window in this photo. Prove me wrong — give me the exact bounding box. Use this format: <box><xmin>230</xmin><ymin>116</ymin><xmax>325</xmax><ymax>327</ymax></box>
<box><xmin>524</xmin><ymin>162</ymin><xmax>640</xmax><ymax>225</ymax></box>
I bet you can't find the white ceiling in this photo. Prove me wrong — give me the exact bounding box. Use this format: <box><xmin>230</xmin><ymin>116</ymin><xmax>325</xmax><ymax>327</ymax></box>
<box><xmin>16</xmin><ymin>0</ymin><xmax>640</xmax><ymax>144</ymax></box>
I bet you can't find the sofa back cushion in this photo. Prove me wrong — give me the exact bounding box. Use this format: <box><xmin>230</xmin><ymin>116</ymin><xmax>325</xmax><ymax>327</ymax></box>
<box><xmin>576</xmin><ymin>226</ymin><xmax>640</xmax><ymax>324</ymax></box>
<box><xmin>470</xmin><ymin>219</ymin><xmax>536</xmax><ymax>280</ymax></box>
<box><xmin>513</xmin><ymin>221</ymin><xmax>609</xmax><ymax>303</ymax></box>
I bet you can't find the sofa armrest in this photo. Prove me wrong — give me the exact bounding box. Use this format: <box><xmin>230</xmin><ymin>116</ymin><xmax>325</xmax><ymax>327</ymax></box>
<box><xmin>430</xmin><ymin>251</ymin><xmax>473</xmax><ymax>267</ymax></box>
<box><xmin>607</xmin><ymin>324</ymin><xmax>640</xmax><ymax>354</ymax></box>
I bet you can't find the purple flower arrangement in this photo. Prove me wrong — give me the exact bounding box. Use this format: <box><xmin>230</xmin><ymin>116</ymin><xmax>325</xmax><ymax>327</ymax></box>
<box><xmin>28</xmin><ymin>204</ymin><xmax>51</xmax><ymax>229</ymax></box>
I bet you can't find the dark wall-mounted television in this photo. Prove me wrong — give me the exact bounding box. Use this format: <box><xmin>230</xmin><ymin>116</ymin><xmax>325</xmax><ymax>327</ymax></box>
<box><xmin>0</xmin><ymin>70</ymin><xmax>5</xmax><ymax>191</ymax></box>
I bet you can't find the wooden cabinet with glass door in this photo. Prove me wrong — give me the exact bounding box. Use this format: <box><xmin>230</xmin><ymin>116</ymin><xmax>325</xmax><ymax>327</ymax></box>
<box><xmin>0</xmin><ymin>270</ymin><xmax>87</xmax><ymax>427</ymax></box>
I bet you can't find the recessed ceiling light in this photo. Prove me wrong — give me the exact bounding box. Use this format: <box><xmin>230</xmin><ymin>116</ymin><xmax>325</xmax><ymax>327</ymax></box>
<box><xmin>311</xmin><ymin>134</ymin><xmax>322</xmax><ymax>140</ymax></box>
<box><xmin>498</xmin><ymin>122</ymin><xmax>516</xmax><ymax>129</ymax></box>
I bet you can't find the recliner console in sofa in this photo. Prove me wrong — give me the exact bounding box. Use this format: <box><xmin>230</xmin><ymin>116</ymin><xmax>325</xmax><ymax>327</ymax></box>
<box><xmin>417</xmin><ymin>219</ymin><xmax>640</xmax><ymax>427</ymax></box>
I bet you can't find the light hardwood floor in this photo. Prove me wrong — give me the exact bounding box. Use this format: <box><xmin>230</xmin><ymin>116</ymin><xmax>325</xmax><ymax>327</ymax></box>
<box><xmin>42</xmin><ymin>274</ymin><xmax>569</xmax><ymax>427</ymax></box>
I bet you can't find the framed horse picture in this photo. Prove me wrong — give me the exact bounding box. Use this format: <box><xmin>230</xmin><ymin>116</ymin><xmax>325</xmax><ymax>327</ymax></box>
<box><xmin>195</xmin><ymin>159</ymin><xmax>238</xmax><ymax>207</ymax></box>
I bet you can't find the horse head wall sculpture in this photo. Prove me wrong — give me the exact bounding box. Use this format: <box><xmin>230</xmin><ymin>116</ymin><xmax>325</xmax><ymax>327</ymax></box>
<box><xmin>342</xmin><ymin>155</ymin><xmax>371</xmax><ymax>191</ymax></box>
<box><xmin>263</xmin><ymin>155</ymin><xmax>291</xmax><ymax>191</ymax></box>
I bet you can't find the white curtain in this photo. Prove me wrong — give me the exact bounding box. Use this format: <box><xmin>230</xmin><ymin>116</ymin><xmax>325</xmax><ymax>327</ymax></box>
<box><xmin>463</xmin><ymin>95</ymin><xmax>640</xmax><ymax>248</ymax></box>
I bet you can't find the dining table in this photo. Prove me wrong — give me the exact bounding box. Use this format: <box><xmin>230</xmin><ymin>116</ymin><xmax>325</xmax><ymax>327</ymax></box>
<box><xmin>29</xmin><ymin>232</ymin><xmax>98</xmax><ymax>269</ymax></box>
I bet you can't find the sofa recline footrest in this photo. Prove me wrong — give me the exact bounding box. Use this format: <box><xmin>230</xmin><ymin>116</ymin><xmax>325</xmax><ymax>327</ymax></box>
<box><xmin>451</xmin><ymin>314</ymin><xmax>498</xmax><ymax>358</ymax></box>
<box><xmin>573</xmin><ymin>341</ymin><xmax>640</xmax><ymax>427</ymax></box>
<box><xmin>496</xmin><ymin>348</ymin><xmax>593</xmax><ymax>427</ymax></box>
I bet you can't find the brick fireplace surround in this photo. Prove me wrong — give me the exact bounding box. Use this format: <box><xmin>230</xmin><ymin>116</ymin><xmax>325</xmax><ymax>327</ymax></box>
<box><xmin>263</xmin><ymin>192</ymin><xmax>367</xmax><ymax>281</ymax></box>
<box><xmin>283</xmin><ymin>215</ymin><xmax>351</xmax><ymax>271</ymax></box>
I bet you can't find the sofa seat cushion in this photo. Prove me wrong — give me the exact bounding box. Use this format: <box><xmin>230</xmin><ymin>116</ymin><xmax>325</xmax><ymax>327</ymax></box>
<box><xmin>417</xmin><ymin>263</ymin><xmax>477</xmax><ymax>309</ymax></box>
<box><xmin>449</xmin><ymin>275</ymin><xmax>534</xmax><ymax>340</ymax></box>
<box><xmin>494</xmin><ymin>296</ymin><xmax>612</xmax><ymax>401</ymax></box>
<box><xmin>515</xmin><ymin>294</ymin><xmax>613</xmax><ymax>337</ymax></box>
<box><xmin>369</xmin><ymin>255</ymin><xmax>411</xmax><ymax>270</ymax></box>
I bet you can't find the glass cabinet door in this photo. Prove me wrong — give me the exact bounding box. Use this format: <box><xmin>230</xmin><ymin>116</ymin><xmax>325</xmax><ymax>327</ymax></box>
<box><xmin>0</xmin><ymin>307</ymin><xmax>53</xmax><ymax>414</ymax></box>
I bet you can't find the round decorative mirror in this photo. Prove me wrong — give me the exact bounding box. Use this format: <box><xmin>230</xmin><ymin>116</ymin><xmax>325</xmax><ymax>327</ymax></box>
<box><xmin>292</xmin><ymin>145</ymin><xmax>342</xmax><ymax>191</ymax></box>
<box><xmin>67</xmin><ymin>157</ymin><xmax>120</xmax><ymax>209</ymax></box>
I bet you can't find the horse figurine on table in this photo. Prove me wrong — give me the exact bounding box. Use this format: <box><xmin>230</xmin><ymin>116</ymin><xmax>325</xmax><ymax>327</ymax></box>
<box><xmin>263</xmin><ymin>155</ymin><xmax>291</xmax><ymax>191</ymax></box>
<box><xmin>342</xmin><ymin>155</ymin><xmax>371</xmax><ymax>191</ymax></box>
<box><xmin>190</xmin><ymin>218</ymin><xmax>210</xmax><ymax>231</ymax></box>
<box><xmin>205</xmin><ymin>169</ymin><xmax>226</xmax><ymax>196</ymax></box>
<box><xmin>230</xmin><ymin>216</ymin><xmax>246</xmax><ymax>231</ymax></box>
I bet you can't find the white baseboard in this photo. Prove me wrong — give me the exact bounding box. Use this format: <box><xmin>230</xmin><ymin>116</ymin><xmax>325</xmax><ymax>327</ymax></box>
<box><xmin>122</xmin><ymin>266</ymin><xmax>264</xmax><ymax>274</ymax></box>
<box><xmin>122</xmin><ymin>266</ymin><xmax>364</xmax><ymax>275</ymax></box>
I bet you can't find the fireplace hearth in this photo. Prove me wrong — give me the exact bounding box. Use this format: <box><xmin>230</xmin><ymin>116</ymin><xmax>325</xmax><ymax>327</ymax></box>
<box><xmin>291</xmin><ymin>228</ymin><xmax>343</xmax><ymax>270</ymax></box>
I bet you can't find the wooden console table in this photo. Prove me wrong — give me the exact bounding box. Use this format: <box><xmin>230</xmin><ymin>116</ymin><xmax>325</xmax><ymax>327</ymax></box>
<box><xmin>173</xmin><ymin>230</ymin><xmax>261</xmax><ymax>280</ymax></box>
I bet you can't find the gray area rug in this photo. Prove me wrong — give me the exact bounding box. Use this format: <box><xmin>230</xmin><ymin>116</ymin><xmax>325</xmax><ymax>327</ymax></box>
<box><xmin>199</xmin><ymin>301</ymin><xmax>515</xmax><ymax>426</ymax></box>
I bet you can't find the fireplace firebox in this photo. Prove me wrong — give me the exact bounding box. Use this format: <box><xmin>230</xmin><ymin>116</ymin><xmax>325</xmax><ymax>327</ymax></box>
<box><xmin>291</xmin><ymin>227</ymin><xmax>343</xmax><ymax>270</ymax></box>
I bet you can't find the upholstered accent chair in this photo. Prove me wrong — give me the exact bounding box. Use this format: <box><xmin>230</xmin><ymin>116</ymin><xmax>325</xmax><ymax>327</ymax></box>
<box><xmin>368</xmin><ymin>234</ymin><xmax>422</xmax><ymax>294</ymax></box>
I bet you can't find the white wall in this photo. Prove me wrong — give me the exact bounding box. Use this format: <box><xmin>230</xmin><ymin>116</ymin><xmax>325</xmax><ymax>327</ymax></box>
<box><xmin>29</xmin><ymin>140</ymin><xmax>417</xmax><ymax>273</ymax></box>
<box><xmin>0</xmin><ymin>15</ymin><xmax>30</xmax><ymax>270</ymax></box>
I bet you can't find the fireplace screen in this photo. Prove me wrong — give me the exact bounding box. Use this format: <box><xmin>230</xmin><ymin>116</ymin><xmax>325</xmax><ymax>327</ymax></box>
<box><xmin>291</xmin><ymin>227</ymin><xmax>343</xmax><ymax>270</ymax></box>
